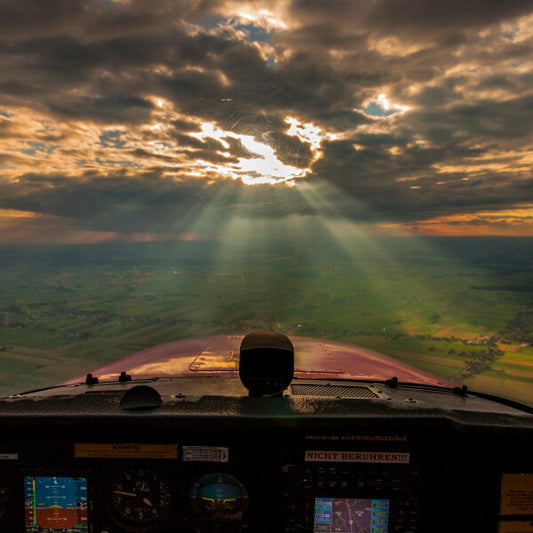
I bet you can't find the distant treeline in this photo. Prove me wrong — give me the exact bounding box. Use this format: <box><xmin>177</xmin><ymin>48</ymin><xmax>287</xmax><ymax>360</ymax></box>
<box><xmin>471</xmin><ymin>285</ymin><xmax>533</xmax><ymax>292</ymax></box>
<box><xmin>1</xmin><ymin>236</ymin><xmax>533</xmax><ymax>269</ymax></box>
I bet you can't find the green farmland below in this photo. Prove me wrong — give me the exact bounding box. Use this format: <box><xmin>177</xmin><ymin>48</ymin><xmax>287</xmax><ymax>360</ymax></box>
<box><xmin>1</xmin><ymin>236</ymin><xmax>532</xmax><ymax>405</ymax></box>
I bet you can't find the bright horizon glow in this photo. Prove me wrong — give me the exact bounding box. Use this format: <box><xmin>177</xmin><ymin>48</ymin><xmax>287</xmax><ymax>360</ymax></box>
<box><xmin>399</xmin><ymin>206</ymin><xmax>533</xmax><ymax>236</ymax></box>
<box><xmin>3</xmin><ymin>198</ymin><xmax>533</xmax><ymax>245</ymax></box>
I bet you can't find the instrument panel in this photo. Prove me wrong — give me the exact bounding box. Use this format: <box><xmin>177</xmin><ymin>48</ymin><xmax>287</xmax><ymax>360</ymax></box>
<box><xmin>1</xmin><ymin>436</ymin><xmax>423</xmax><ymax>533</ymax></box>
<box><xmin>17</xmin><ymin>466</ymin><xmax>250</xmax><ymax>533</ymax></box>
<box><xmin>0</xmin><ymin>378</ymin><xmax>532</xmax><ymax>533</ymax></box>
<box><xmin>1</xmin><ymin>425</ymin><xmax>532</xmax><ymax>533</ymax></box>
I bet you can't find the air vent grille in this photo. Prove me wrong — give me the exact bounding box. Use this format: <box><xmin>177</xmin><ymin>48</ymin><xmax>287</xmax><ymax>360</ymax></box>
<box><xmin>290</xmin><ymin>384</ymin><xmax>381</xmax><ymax>399</ymax></box>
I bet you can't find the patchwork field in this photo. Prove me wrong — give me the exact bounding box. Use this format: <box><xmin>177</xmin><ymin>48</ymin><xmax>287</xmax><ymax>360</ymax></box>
<box><xmin>1</xmin><ymin>237</ymin><xmax>532</xmax><ymax>405</ymax></box>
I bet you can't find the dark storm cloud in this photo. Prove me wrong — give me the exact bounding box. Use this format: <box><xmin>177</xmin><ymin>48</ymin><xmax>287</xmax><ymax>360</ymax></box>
<box><xmin>1</xmin><ymin>0</ymin><xmax>533</xmax><ymax>235</ymax></box>
<box><xmin>0</xmin><ymin>170</ymin><xmax>320</xmax><ymax>233</ymax></box>
<box><xmin>265</xmin><ymin>131</ymin><xmax>314</xmax><ymax>168</ymax></box>
<box><xmin>0</xmin><ymin>171</ymin><xmax>206</xmax><ymax>229</ymax></box>
<box><xmin>288</xmin><ymin>0</ymin><xmax>532</xmax><ymax>37</ymax></box>
<box><xmin>415</xmin><ymin>96</ymin><xmax>533</xmax><ymax>142</ymax></box>
<box><xmin>0</xmin><ymin>0</ymin><xmax>218</xmax><ymax>41</ymax></box>
<box><xmin>366</xmin><ymin>0</ymin><xmax>533</xmax><ymax>37</ymax></box>
<box><xmin>52</xmin><ymin>95</ymin><xmax>154</xmax><ymax>124</ymax></box>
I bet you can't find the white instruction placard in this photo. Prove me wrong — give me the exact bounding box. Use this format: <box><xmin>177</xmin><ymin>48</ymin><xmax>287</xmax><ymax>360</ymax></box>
<box><xmin>183</xmin><ymin>446</ymin><xmax>229</xmax><ymax>462</ymax></box>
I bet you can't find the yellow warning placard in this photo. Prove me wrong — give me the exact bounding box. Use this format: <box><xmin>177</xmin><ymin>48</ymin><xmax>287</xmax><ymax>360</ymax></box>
<box><xmin>74</xmin><ymin>443</ymin><xmax>178</xmax><ymax>459</ymax></box>
<box><xmin>0</xmin><ymin>453</ymin><xmax>18</xmax><ymax>460</ymax></box>
<box><xmin>499</xmin><ymin>521</ymin><xmax>533</xmax><ymax>533</ymax></box>
<box><xmin>501</xmin><ymin>474</ymin><xmax>533</xmax><ymax>516</ymax></box>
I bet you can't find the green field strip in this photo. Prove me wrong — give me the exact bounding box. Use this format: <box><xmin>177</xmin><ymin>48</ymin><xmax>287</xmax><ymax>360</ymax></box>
<box><xmin>492</xmin><ymin>361</ymin><xmax>533</xmax><ymax>378</ymax></box>
<box><xmin>462</xmin><ymin>375</ymin><xmax>533</xmax><ymax>406</ymax></box>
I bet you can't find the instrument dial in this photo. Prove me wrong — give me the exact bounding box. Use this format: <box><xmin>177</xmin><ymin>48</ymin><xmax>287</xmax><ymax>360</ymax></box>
<box><xmin>189</xmin><ymin>473</ymin><xmax>248</xmax><ymax>524</ymax></box>
<box><xmin>110</xmin><ymin>468</ymin><xmax>171</xmax><ymax>532</ymax></box>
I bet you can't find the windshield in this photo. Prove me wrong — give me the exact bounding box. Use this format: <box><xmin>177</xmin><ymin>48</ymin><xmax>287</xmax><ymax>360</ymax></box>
<box><xmin>0</xmin><ymin>0</ymin><xmax>532</xmax><ymax>405</ymax></box>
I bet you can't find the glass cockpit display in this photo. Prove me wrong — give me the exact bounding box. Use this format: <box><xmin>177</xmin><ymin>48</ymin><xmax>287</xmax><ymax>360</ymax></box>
<box><xmin>314</xmin><ymin>497</ymin><xmax>389</xmax><ymax>533</ymax></box>
<box><xmin>24</xmin><ymin>476</ymin><xmax>88</xmax><ymax>532</ymax></box>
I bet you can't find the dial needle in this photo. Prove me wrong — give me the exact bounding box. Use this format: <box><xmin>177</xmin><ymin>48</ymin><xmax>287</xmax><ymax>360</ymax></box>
<box><xmin>143</xmin><ymin>497</ymin><xmax>153</xmax><ymax>507</ymax></box>
<box><xmin>113</xmin><ymin>490</ymin><xmax>137</xmax><ymax>497</ymax></box>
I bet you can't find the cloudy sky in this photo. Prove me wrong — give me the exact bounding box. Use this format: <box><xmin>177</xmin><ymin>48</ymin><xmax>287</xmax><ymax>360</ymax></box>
<box><xmin>1</xmin><ymin>0</ymin><xmax>533</xmax><ymax>244</ymax></box>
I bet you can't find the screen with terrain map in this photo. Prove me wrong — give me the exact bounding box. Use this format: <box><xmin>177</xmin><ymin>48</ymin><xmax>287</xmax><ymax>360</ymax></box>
<box><xmin>314</xmin><ymin>497</ymin><xmax>389</xmax><ymax>533</ymax></box>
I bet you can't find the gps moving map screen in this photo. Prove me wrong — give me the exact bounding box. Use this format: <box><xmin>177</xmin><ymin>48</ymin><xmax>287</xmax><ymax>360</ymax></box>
<box><xmin>314</xmin><ymin>498</ymin><xmax>389</xmax><ymax>533</ymax></box>
<box><xmin>24</xmin><ymin>476</ymin><xmax>88</xmax><ymax>532</ymax></box>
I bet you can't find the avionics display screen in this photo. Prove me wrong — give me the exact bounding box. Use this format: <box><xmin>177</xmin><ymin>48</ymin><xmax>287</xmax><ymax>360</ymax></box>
<box><xmin>314</xmin><ymin>497</ymin><xmax>389</xmax><ymax>533</ymax></box>
<box><xmin>24</xmin><ymin>476</ymin><xmax>88</xmax><ymax>532</ymax></box>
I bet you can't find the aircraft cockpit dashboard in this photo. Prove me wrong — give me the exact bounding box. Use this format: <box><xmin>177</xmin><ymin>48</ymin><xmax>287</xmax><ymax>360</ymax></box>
<box><xmin>0</xmin><ymin>333</ymin><xmax>532</xmax><ymax>533</ymax></box>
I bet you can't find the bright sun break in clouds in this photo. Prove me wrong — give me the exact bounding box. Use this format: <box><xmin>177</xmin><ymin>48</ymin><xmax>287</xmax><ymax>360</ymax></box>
<box><xmin>360</xmin><ymin>94</ymin><xmax>410</xmax><ymax>119</ymax></box>
<box><xmin>0</xmin><ymin>98</ymin><xmax>333</xmax><ymax>187</ymax></box>
<box><xmin>233</xmin><ymin>8</ymin><xmax>287</xmax><ymax>31</ymax></box>
<box><xmin>192</xmin><ymin>117</ymin><xmax>334</xmax><ymax>185</ymax></box>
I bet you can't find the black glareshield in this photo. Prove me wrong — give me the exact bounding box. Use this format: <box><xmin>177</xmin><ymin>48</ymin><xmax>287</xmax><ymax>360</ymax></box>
<box><xmin>239</xmin><ymin>331</ymin><xmax>294</xmax><ymax>397</ymax></box>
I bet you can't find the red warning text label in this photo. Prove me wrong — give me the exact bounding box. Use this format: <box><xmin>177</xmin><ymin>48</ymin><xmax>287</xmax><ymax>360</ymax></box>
<box><xmin>305</xmin><ymin>450</ymin><xmax>410</xmax><ymax>464</ymax></box>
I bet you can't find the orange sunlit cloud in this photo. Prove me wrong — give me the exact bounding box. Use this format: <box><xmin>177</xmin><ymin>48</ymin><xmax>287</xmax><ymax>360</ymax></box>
<box><xmin>401</xmin><ymin>207</ymin><xmax>533</xmax><ymax>236</ymax></box>
<box><xmin>433</xmin><ymin>149</ymin><xmax>533</xmax><ymax>176</ymax></box>
<box><xmin>0</xmin><ymin>99</ymin><xmax>332</xmax><ymax>187</ymax></box>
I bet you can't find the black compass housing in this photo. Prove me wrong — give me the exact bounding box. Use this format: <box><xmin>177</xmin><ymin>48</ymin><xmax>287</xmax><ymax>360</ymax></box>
<box><xmin>239</xmin><ymin>330</ymin><xmax>294</xmax><ymax>397</ymax></box>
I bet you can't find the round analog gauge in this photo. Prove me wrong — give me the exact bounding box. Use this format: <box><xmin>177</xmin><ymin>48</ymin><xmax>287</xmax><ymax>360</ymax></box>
<box><xmin>110</xmin><ymin>468</ymin><xmax>171</xmax><ymax>532</ymax></box>
<box><xmin>189</xmin><ymin>473</ymin><xmax>248</xmax><ymax>524</ymax></box>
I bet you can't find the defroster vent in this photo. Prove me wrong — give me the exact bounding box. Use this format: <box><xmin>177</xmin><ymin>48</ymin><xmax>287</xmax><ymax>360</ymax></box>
<box><xmin>290</xmin><ymin>383</ymin><xmax>381</xmax><ymax>399</ymax></box>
